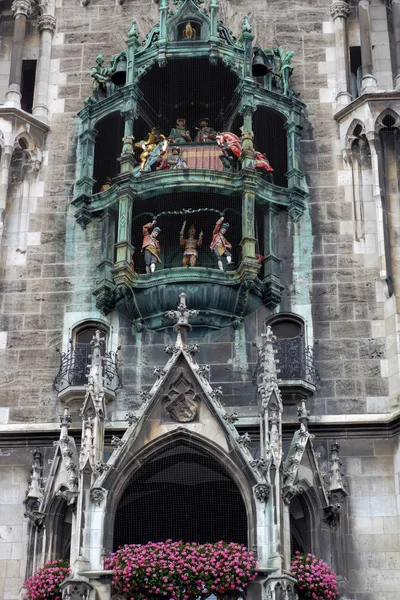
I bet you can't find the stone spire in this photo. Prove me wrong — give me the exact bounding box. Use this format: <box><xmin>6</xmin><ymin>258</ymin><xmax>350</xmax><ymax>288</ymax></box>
<box><xmin>58</xmin><ymin>407</ymin><xmax>79</xmax><ymax>504</ymax></box>
<box><xmin>165</xmin><ymin>292</ymin><xmax>199</xmax><ymax>348</ymax></box>
<box><xmin>24</xmin><ymin>450</ymin><xmax>44</xmax><ymax>526</ymax></box>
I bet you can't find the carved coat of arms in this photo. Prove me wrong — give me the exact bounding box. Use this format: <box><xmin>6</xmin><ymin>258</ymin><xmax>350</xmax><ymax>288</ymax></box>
<box><xmin>164</xmin><ymin>372</ymin><xmax>199</xmax><ymax>422</ymax></box>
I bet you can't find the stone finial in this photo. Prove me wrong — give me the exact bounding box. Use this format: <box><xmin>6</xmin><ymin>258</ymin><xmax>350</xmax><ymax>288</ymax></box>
<box><xmin>297</xmin><ymin>400</ymin><xmax>310</xmax><ymax>431</ymax></box>
<box><xmin>328</xmin><ymin>441</ymin><xmax>346</xmax><ymax>494</ymax></box>
<box><xmin>165</xmin><ymin>292</ymin><xmax>199</xmax><ymax>348</ymax></box>
<box><xmin>242</xmin><ymin>15</ymin><xmax>252</xmax><ymax>33</ymax></box>
<box><xmin>26</xmin><ymin>449</ymin><xmax>43</xmax><ymax>501</ymax></box>
<box><xmin>59</xmin><ymin>407</ymin><xmax>72</xmax><ymax>436</ymax></box>
<box><xmin>88</xmin><ymin>329</ymin><xmax>106</xmax><ymax>395</ymax></box>
<box><xmin>330</xmin><ymin>1</ymin><xmax>350</xmax><ymax>20</ymax></box>
<box><xmin>254</xmin><ymin>326</ymin><xmax>280</xmax><ymax>404</ymax></box>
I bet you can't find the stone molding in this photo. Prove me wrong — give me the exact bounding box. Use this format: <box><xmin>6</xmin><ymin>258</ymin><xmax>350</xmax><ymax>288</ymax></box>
<box><xmin>38</xmin><ymin>14</ymin><xmax>57</xmax><ymax>32</ymax></box>
<box><xmin>330</xmin><ymin>1</ymin><xmax>350</xmax><ymax>20</ymax></box>
<box><xmin>11</xmin><ymin>0</ymin><xmax>31</xmax><ymax>17</ymax></box>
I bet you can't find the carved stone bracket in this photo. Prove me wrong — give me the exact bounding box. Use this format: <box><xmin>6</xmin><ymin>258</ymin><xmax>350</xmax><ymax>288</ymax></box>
<box><xmin>90</xmin><ymin>487</ymin><xmax>105</xmax><ymax>506</ymax></box>
<box><xmin>125</xmin><ymin>412</ymin><xmax>139</xmax><ymax>426</ymax></box>
<box><xmin>38</xmin><ymin>14</ymin><xmax>57</xmax><ymax>32</ymax></box>
<box><xmin>237</xmin><ymin>432</ymin><xmax>252</xmax><ymax>451</ymax></box>
<box><xmin>282</xmin><ymin>484</ymin><xmax>304</xmax><ymax>505</ymax></box>
<box><xmin>11</xmin><ymin>0</ymin><xmax>31</xmax><ymax>18</ymax></box>
<box><xmin>330</xmin><ymin>1</ymin><xmax>350</xmax><ymax>20</ymax></box>
<box><xmin>61</xmin><ymin>579</ymin><xmax>92</xmax><ymax>600</ymax></box>
<box><xmin>111</xmin><ymin>435</ymin><xmax>124</xmax><ymax>448</ymax></box>
<box><xmin>254</xmin><ymin>483</ymin><xmax>270</xmax><ymax>502</ymax></box>
<box><xmin>95</xmin><ymin>461</ymin><xmax>110</xmax><ymax>476</ymax></box>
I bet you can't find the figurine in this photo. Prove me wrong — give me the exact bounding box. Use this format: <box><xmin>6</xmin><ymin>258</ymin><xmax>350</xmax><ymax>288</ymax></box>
<box><xmin>90</xmin><ymin>54</ymin><xmax>111</xmax><ymax>101</ymax></box>
<box><xmin>210</xmin><ymin>217</ymin><xmax>232</xmax><ymax>271</ymax></box>
<box><xmin>142</xmin><ymin>220</ymin><xmax>161</xmax><ymax>273</ymax></box>
<box><xmin>195</xmin><ymin>118</ymin><xmax>217</xmax><ymax>143</ymax></box>
<box><xmin>168</xmin><ymin>118</ymin><xmax>192</xmax><ymax>144</ymax></box>
<box><xmin>182</xmin><ymin>21</ymin><xmax>196</xmax><ymax>40</ymax></box>
<box><xmin>180</xmin><ymin>221</ymin><xmax>203</xmax><ymax>267</ymax></box>
<box><xmin>99</xmin><ymin>176</ymin><xmax>112</xmax><ymax>192</ymax></box>
<box><xmin>135</xmin><ymin>127</ymin><xmax>166</xmax><ymax>171</ymax></box>
<box><xmin>273</xmin><ymin>45</ymin><xmax>294</xmax><ymax>96</ymax></box>
<box><xmin>216</xmin><ymin>132</ymin><xmax>242</xmax><ymax>169</ymax></box>
<box><xmin>254</xmin><ymin>151</ymin><xmax>274</xmax><ymax>179</ymax></box>
<box><xmin>156</xmin><ymin>146</ymin><xmax>187</xmax><ymax>170</ymax></box>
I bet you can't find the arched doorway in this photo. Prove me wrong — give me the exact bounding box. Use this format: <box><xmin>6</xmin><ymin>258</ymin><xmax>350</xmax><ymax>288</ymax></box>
<box><xmin>113</xmin><ymin>442</ymin><xmax>248</xmax><ymax>550</ymax></box>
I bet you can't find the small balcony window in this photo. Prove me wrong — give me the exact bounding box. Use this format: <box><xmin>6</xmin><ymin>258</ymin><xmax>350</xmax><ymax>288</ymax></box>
<box><xmin>53</xmin><ymin>324</ymin><xmax>121</xmax><ymax>398</ymax></box>
<box><xmin>268</xmin><ymin>315</ymin><xmax>317</xmax><ymax>387</ymax></box>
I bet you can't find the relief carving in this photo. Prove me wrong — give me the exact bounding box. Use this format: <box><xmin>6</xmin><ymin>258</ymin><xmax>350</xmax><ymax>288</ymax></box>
<box><xmin>164</xmin><ymin>371</ymin><xmax>199</xmax><ymax>422</ymax></box>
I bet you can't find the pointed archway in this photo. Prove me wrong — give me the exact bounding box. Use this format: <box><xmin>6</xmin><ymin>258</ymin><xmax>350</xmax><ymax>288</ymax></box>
<box><xmin>113</xmin><ymin>439</ymin><xmax>248</xmax><ymax>549</ymax></box>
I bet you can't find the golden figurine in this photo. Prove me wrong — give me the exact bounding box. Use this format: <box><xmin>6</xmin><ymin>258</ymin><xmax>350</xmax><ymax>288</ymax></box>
<box><xmin>180</xmin><ymin>221</ymin><xmax>203</xmax><ymax>267</ymax></box>
<box><xmin>182</xmin><ymin>21</ymin><xmax>196</xmax><ymax>40</ymax></box>
<box><xmin>135</xmin><ymin>127</ymin><xmax>165</xmax><ymax>171</ymax></box>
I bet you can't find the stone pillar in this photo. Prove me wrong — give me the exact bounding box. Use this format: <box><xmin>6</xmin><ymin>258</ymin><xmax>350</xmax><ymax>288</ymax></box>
<box><xmin>113</xmin><ymin>190</ymin><xmax>135</xmax><ymax>287</ymax></box>
<box><xmin>5</xmin><ymin>0</ymin><xmax>31</xmax><ymax>108</ymax></box>
<box><xmin>32</xmin><ymin>14</ymin><xmax>57</xmax><ymax>123</ymax></box>
<box><xmin>357</xmin><ymin>0</ymin><xmax>377</xmax><ymax>92</ymax></box>
<box><xmin>330</xmin><ymin>1</ymin><xmax>352</xmax><ymax>106</ymax></box>
<box><xmin>393</xmin><ymin>0</ymin><xmax>400</xmax><ymax>89</ymax></box>
<box><xmin>119</xmin><ymin>110</ymin><xmax>137</xmax><ymax>174</ymax></box>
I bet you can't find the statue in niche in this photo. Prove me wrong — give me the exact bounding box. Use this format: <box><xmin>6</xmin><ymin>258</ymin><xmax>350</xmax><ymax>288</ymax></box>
<box><xmin>99</xmin><ymin>176</ymin><xmax>112</xmax><ymax>192</ymax></box>
<box><xmin>134</xmin><ymin>127</ymin><xmax>166</xmax><ymax>171</ymax></box>
<box><xmin>142</xmin><ymin>220</ymin><xmax>161</xmax><ymax>273</ymax></box>
<box><xmin>168</xmin><ymin>118</ymin><xmax>192</xmax><ymax>144</ymax></box>
<box><xmin>90</xmin><ymin>54</ymin><xmax>112</xmax><ymax>101</ymax></box>
<box><xmin>273</xmin><ymin>45</ymin><xmax>294</xmax><ymax>96</ymax></box>
<box><xmin>210</xmin><ymin>217</ymin><xmax>232</xmax><ymax>271</ymax></box>
<box><xmin>195</xmin><ymin>118</ymin><xmax>217</xmax><ymax>143</ymax></box>
<box><xmin>182</xmin><ymin>21</ymin><xmax>196</xmax><ymax>40</ymax></box>
<box><xmin>156</xmin><ymin>146</ymin><xmax>187</xmax><ymax>170</ymax></box>
<box><xmin>180</xmin><ymin>221</ymin><xmax>203</xmax><ymax>267</ymax></box>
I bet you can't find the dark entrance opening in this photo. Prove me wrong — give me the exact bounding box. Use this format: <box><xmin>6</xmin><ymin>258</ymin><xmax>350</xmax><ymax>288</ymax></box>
<box><xmin>113</xmin><ymin>443</ymin><xmax>248</xmax><ymax>550</ymax></box>
<box><xmin>21</xmin><ymin>60</ymin><xmax>36</xmax><ymax>114</ymax></box>
<box><xmin>93</xmin><ymin>112</ymin><xmax>124</xmax><ymax>193</ymax></box>
<box><xmin>253</xmin><ymin>107</ymin><xmax>287</xmax><ymax>187</ymax></box>
<box><xmin>290</xmin><ymin>494</ymin><xmax>311</xmax><ymax>555</ymax></box>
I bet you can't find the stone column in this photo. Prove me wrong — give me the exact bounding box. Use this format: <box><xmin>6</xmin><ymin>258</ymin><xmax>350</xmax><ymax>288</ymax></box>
<box><xmin>357</xmin><ymin>0</ymin><xmax>377</xmax><ymax>92</ymax></box>
<box><xmin>330</xmin><ymin>1</ymin><xmax>352</xmax><ymax>106</ymax></box>
<box><xmin>32</xmin><ymin>14</ymin><xmax>57</xmax><ymax>123</ymax></box>
<box><xmin>392</xmin><ymin>0</ymin><xmax>400</xmax><ymax>89</ymax></box>
<box><xmin>5</xmin><ymin>0</ymin><xmax>31</xmax><ymax>108</ymax></box>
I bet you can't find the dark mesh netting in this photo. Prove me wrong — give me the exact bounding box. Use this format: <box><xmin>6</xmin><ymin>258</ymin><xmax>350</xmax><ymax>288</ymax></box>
<box><xmin>138</xmin><ymin>59</ymin><xmax>239</xmax><ymax>137</ymax></box>
<box><xmin>253</xmin><ymin>107</ymin><xmax>287</xmax><ymax>187</ymax></box>
<box><xmin>132</xmin><ymin>192</ymin><xmax>242</xmax><ymax>272</ymax></box>
<box><xmin>113</xmin><ymin>442</ymin><xmax>248</xmax><ymax>550</ymax></box>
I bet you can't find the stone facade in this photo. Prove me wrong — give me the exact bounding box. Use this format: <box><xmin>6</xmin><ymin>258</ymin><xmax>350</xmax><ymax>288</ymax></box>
<box><xmin>0</xmin><ymin>0</ymin><xmax>399</xmax><ymax>598</ymax></box>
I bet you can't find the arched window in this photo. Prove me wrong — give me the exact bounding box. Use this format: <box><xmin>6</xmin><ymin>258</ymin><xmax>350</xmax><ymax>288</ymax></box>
<box><xmin>46</xmin><ymin>496</ymin><xmax>73</xmax><ymax>562</ymax></box>
<box><xmin>93</xmin><ymin>112</ymin><xmax>124</xmax><ymax>193</ymax></box>
<box><xmin>72</xmin><ymin>323</ymin><xmax>108</xmax><ymax>385</ymax></box>
<box><xmin>267</xmin><ymin>314</ymin><xmax>306</xmax><ymax>380</ymax></box>
<box><xmin>290</xmin><ymin>494</ymin><xmax>312</xmax><ymax>555</ymax></box>
<box><xmin>53</xmin><ymin>321</ymin><xmax>109</xmax><ymax>392</ymax></box>
<box><xmin>113</xmin><ymin>442</ymin><xmax>248</xmax><ymax>550</ymax></box>
<box><xmin>253</xmin><ymin>107</ymin><xmax>287</xmax><ymax>187</ymax></box>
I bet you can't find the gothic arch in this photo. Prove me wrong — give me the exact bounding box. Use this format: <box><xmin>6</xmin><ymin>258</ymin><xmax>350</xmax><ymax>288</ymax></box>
<box><xmin>101</xmin><ymin>428</ymin><xmax>257</xmax><ymax>554</ymax></box>
<box><xmin>375</xmin><ymin>108</ymin><xmax>400</xmax><ymax>133</ymax></box>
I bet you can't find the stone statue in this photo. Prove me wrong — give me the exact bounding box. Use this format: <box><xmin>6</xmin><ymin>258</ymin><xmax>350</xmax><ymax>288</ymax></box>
<box><xmin>142</xmin><ymin>220</ymin><xmax>161</xmax><ymax>273</ymax></box>
<box><xmin>273</xmin><ymin>45</ymin><xmax>294</xmax><ymax>96</ymax></box>
<box><xmin>180</xmin><ymin>222</ymin><xmax>203</xmax><ymax>267</ymax></box>
<box><xmin>210</xmin><ymin>217</ymin><xmax>232</xmax><ymax>271</ymax></box>
<box><xmin>156</xmin><ymin>146</ymin><xmax>187</xmax><ymax>170</ymax></box>
<box><xmin>195</xmin><ymin>118</ymin><xmax>217</xmax><ymax>143</ymax></box>
<box><xmin>168</xmin><ymin>118</ymin><xmax>192</xmax><ymax>144</ymax></box>
<box><xmin>135</xmin><ymin>127</ymin><xmax>166</xmax><ymax>171</ymax></box>
<box><xmin>90</xmin><ymin>54</ymin><xmax>111</xmax><ymax>101</ymax></box>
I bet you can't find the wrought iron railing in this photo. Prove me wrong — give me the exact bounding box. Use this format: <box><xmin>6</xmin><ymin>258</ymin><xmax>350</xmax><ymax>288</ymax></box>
<box><xmin>274</xmin><ymin>335</ymin><xmax>318</xmax><ymax>385</ymax></box>
<box><xmin>53</xmin><ymin>341</ymin><xmax>122</xmax><ymax>393</ymax></box>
